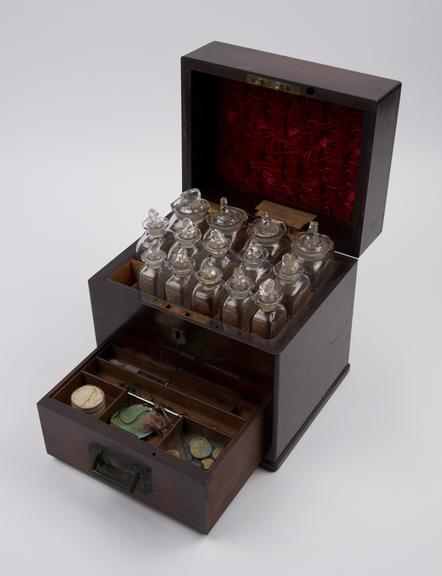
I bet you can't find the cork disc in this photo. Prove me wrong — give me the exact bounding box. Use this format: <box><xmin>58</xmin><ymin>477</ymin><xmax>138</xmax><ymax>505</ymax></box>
<box><xmin>71</xmin><ymin>385</ymin><xmax>105</xmax><ymax>413</ymax></box>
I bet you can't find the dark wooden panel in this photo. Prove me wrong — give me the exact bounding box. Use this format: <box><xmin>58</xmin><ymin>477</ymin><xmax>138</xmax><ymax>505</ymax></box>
<box><xmin>266</xmin><ymin>261</ymin><xmax>358</xmax><ymax>465</ymax></box>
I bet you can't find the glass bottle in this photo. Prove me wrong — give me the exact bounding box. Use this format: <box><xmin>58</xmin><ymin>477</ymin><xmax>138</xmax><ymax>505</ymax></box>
<box><xmin>248</xmin><ymin>212</ymin><xmax>290</xmax><ymax>263</ymax></box>
<box><xmin>168</xmin><ymin>217</ymin><xmax>204</xmax><ymax>267</ymax></box>
<box><xmin>164</xmin><ymin>247</ymin><xmax>197</xmax><ymax>308</ymax></box>
<box><xmin>191</xmin><ymin>257</ymin><xmax>225</xmax><ymax>317</ymax></box>
<box><xmin>291</xmin><ymin>221</ymin><xmax>334</xmax><ymax>285</ymax></box>
<box><xmin>202</xmin><ymin>229</ymin><xmax>239</xmax><ymax>279</ymax></box>
<box><xmin>221</xmin><ymin>265</ymin><xmax>255</xmax><ymax>330</ymax></box>
<box><xmin>239</xmin><ymin>238</ymin><xmax>271</xmax><ymax>286</ymax></box>
<box><xmin>206</xmin><ymin>196</ymin><xmax>248</xmax><ymax>251</ymax></box>
<box><xmin>274</xmin><ymin>253</ymin><xmax>310</xmax><ymax>316</ymax></box>
<box><xmin>135</xmin><ymin>209</ymin><xmax>173</xmax><ymax>258</ymax></box>
<box><xmin>250</xmin><ymin>278</ymin><xmax>287</xmax><ymax>339</ymax></box>
<box><xmin>170</xmin><ymin>188</ymin><xmax>210</xmax><ymax>232</ymax></box>
<box><xmin>138</xmin><ymin>239</ymin><xmax>169</xmax><ymax>299</ymax></box>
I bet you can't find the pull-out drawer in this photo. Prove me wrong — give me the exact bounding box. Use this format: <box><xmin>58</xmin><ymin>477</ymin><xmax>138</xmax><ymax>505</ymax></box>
<box><xmin>38</xmin><ymin>330</ymin><xmax>269</xmax><ymax>533</ymax></box>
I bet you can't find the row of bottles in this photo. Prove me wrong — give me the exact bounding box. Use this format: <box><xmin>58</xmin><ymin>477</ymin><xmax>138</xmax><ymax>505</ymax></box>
<box><xmin>136</xmin><ymin>189</ymin><xmax>334</xmax><ymax>339</ymax></box>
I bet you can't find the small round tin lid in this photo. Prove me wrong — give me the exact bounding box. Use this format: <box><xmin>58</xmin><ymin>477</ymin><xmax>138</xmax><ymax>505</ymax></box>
<box><xmin>206</xmin><ymin>197</ymin><xmax>247</xmax><ymax>234</ymax></box>
<box><xmin>71</xmin><ymin>384</ymin><xmax>105</xmax><ymax>413</ymax></box>
<box><xmin>250</xmin><ymin>212</ymin><xmax>287</xmax><ymax>244</ymax></box>
<box><xmin>292</xmin><ymin>222</ymin><xmax>333</xmax><ymax>261</ymax></box>
<box><xmin>171</xmin><ymin>188</ymin><xmax>209</xmax><ymax>223</ymax></box>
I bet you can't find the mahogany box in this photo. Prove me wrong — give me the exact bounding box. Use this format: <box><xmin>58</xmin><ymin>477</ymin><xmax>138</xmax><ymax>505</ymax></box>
<box><xmin>38</xmin><ymin>41</ymin><xmax>401</xmax><ymax>533</ymax></box>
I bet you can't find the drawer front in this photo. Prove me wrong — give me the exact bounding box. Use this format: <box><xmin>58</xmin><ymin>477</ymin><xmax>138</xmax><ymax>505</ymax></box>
<box><xmin>38</xmin><ymin>398</ymin><xmax>210</xmax><ymax>531</ymax></box>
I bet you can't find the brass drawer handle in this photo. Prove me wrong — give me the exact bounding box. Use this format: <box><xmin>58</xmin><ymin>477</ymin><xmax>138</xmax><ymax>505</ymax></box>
<box><xmin>88</xmin><ymin>442</ymin><xmax>152</xmax><ymax>494</ymax></box>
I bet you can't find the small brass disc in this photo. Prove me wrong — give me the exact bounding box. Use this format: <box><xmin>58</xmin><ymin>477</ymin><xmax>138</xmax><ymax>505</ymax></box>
<box><xmin>212</xmin><ymin>447</ymin><xmax>222</xmax><ymax>460</ymax></box>
<box><xmin>201</xmin><ymin>458</ymin><xmax>214</xmax><ymax>470</ymax></box>
<box><xmin>189</xmin><ymin>436</ymin><xmax>212</xmax><ymax>459</ymax></box>
<box><xmin>167</xmin><ymin>449</ymin><xmax>181</xmax><ymax>459</ymax></box>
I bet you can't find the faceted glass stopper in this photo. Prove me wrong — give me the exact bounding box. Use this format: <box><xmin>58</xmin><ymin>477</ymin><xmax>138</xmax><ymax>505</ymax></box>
<box><xmin>293</xmin><ymin>221</ymin><xmax>333</xmax><ymax>260</ymax></box>
<box><xmin>197</xmin><ymin>257</ymin><xmax>223</xmax><ymax>284</ymax></box>
<box><xmin>175</xmin><ymin>217</ymin><xmax>201</xmax><ymax>243</ymax></box>
<box><xmin>251</xmin><ymin>212</ymin><xmax>286</xmax><ymax>240</ymax></box>
<box><xmin>140</xmin><ymin>238</ymin><xmax>166</xmax><ymax>267</ymax></box>
<box><xmin>142</xmin><ymin>208</ymin><xmax>169</xmax><ymax>235</ymax></box>
<box><xmin>171</xmin><ymin>188</ymin><xmax>209</xmax><ymax>219</ymax></box>
<box><xmin>225</xmin><ymin>265</ymin><xmax>254</xmax><ymax>297</ymax></box>
<box><xmin>170</xmin><ymin>246</ymin><xmax>193</xmax><ymax>276</ymax></box>
<box><xmin>207</xmin><ymin>196</ymin><xmax>246</xmax><ymax>229</ymax></box>
<box><xmin>275</xmin><ymin>253</ymin><xmax>303</xmax><ymax>282</ymax></box>
<box><xmin>204</xmin><ymin>229</ymin><xmax>232</xmax><ymax>255</ymax></box>
<box><xmin>255</xmin><ymin>278</ymin><xmax>283</xmax><ymax>309</ymax></box>
<box><xmin>242</xmin><ymin>239</ymin><xmax>267</xmax><ymax>263</ymax></box>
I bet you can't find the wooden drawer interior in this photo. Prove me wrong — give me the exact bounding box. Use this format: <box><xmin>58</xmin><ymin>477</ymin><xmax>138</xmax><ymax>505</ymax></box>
<box><xmin>41</xmin><ymin>330</ymin><xmax>270</xmax><ymax>532</ymax></box>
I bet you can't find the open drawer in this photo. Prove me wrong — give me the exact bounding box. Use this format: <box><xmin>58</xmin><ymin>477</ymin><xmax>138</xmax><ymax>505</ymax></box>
<box><xmin>37</xmin><ymin>326</ymin><xmax>270</xmax><ymax>533</ymax></box>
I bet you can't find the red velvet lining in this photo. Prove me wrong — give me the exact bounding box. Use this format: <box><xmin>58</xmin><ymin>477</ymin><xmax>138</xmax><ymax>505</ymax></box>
<box><xmin>216</xmin><ymin>79</ymin><xmax>363</xmax><ymax>222</ymax></box>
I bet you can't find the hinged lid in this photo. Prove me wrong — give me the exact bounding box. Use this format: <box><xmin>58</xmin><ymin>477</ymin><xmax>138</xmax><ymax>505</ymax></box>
<box><xmin>181</xmin><ymin>41</ymin><xmax>401</xmax><ymax>257</ymax></box>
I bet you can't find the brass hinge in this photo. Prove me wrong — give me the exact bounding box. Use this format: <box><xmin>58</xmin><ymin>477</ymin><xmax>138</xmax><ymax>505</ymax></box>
<box><xmin>246</xmin><ymin>74</ymin><xmax>301</xmax><ymax>95</ymax></box>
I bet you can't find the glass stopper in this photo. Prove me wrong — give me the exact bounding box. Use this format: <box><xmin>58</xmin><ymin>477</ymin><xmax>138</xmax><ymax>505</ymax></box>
<box><xmin>142</xmin><ymin>209</ymin><xmax>169</xmax><ymax>235</ymax></box>
<box><xmin>226</xmin><ymin>265</ymin><xmax>254</xmax><ymax>297</ymax></box>
<box><xmin>242</xmin><ymin>239</ymin><xmax>267</xmax><ymax>262</ymax></box>
<box><xmin>171</xmin><ymin>188</ymin><xmax>209</xmax><ymax>220</ymax></box>
<box><xmin>170</xmin><ymin>246</ymin><xmax>193</xmax><ymax>276</ymax></box>
<box><xmin>206</xmin><ymin>196</ymin><xmax>247</xmax><ymax>233</ymax></box>
<box><xmin>204</xmin><ymin>229</ymin><xmax>232</xmax><ymax>254</ymax></box>
<box><xmin>292</xmin><ymin>221</ymin><xmax>333</xmax><ymax>260</ymax></box>
<box><xmin>275</xmin><ymin>253</ymin><xmax>303</xmax><ymax>282</ymax></box>
<box><xmin>255</xmin><ymin>278</ymin><xmax>283</xmax><ymax>309</ymax></box>
<box><xmin>140</xmin><ymin>238</ymin><xmax>166</xmax><ymax>267</ymax></box>
<box><xmin>197</xmin><ymin>257</ymin><xmax>223</xmax><ymax>284</ymax></box>
<box><xmin>176</xmin><ymin>217</ymin><xmax>201</xmax><ymax>243</ymax></box>
<box><xmin>251</xmin><ymin>211</ymin><xmax>286</xmax><ymax>240</ymax></box>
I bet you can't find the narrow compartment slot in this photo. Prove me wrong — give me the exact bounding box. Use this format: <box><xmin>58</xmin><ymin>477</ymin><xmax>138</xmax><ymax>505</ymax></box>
<box><xmin>159</xmin><ymin>417</ymin><xmax>231</xmax><ymax>472</ymax></box>
<box><xmin>52</xmin><ymin>372</ymin><xmax>124</xmax><ymax>418</ymax></box>
<box><xmin>92</xmin><ymin>357</ymin><xmax>245</xmax><ymax>436</ymax></box>
<box><xmin>100</xmin><ymin>392</ymin><xmax>179</xmax><ymax>447</ymax></box>
<box><xmin>110</xmin><ymin>344</ymin><xmax>253</xmax><ymax>418</ymax></box>
<box><xmin>109</xmin><ymin>258</ymin><xmax>142</xmax><ymax>287</ymax></box>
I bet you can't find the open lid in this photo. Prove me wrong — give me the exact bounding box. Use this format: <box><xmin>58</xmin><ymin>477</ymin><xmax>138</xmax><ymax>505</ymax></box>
<box><xmin>181</xmin><ymin>42</ymin><xmax>401</xmax><ymax>257</ymax></box>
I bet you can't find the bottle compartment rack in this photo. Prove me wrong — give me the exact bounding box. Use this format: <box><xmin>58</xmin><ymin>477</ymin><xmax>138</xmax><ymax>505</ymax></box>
<box><xmin>107</xmin><ymin>255</ymin><xmax>344</xmax><ymax>339</ymax></box>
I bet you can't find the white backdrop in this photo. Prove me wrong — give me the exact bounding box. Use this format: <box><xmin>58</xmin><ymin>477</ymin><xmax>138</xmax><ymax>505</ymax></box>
<box><xmin>1</xmin><ymin>1</ymin><xmax>441</xmax><ymax>574</ymax></box>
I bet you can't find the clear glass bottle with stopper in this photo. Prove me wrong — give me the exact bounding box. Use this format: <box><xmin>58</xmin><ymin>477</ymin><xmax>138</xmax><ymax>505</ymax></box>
<box><xmin>202</xmin><ymin>229</ymin><xmax>239</xmax><ymax>279</ymax></box>
<box><xmin>239</xmin><ymin>238</ymin><xmax>271</xmax><ymax>286</ymax></box>
<box><xmin>291</xmin><ymin>221</ymin><xmax>334</xmax><ymax>285</ymax></box>
<box><xmin>221</xmin><ymin>265</ymin><xmax>255</xmax><ymax>330</ymax></box>
<box><xmin>164</xmin><ymin>247</ymin><xmax>197</xmax><ymax>308</ymax></box>
<box><xmin>170</xmin><ymin>188</ymin><xmax>210</xmax><ymax>232</ymax></box>
<box><xmin>191</xmin><ymin>257</ymin><xmax>225</xmax><ymax>317</ymax></box>
<box><xmin>248</xmin><ymin>212</ymin><xmax>290</xmax><ymax>263</ymax></box>
<box><xmin>168</xmin><ymin>217</ymin><xmax>204</xmax><ymax>267</ymax></box>
<box><xmin>274</xmin><ymin>253</ymin><xmax>310</xmax><ymax>316</ymax></box>
<box><xmin>206</xmin><ymin>196</ymin><xmax>248</xmax><ymax>251</ymax></box>
<box><xmin>136</xmin><ymin>209</ymin><xmax>173</xmax><ymax>259</ymax></box>
<box><xmin>250</xmin><ymin>278</ymin><xmax>287</xmax><ymax>339</ymax></box>
<box><xmin>138</xmin><ymin>239</ymin><xmax>169</xmax><ymax>299</ymax></box>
